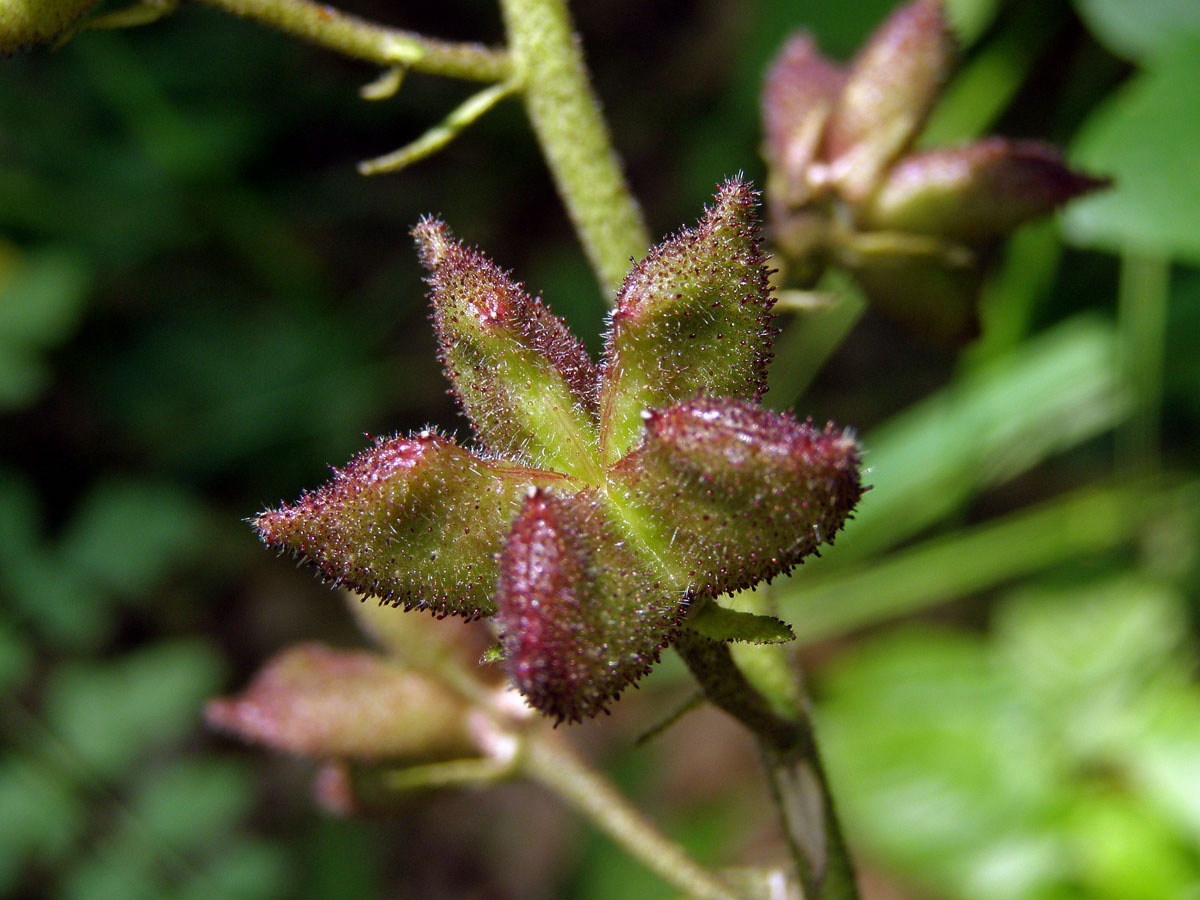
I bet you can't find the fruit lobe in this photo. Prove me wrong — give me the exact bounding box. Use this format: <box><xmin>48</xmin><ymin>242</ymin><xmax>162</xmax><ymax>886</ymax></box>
<box><xmin>494</xmin><ymin>489</ymin><xmax>688</xmax><ymax>721</ymax></box>
<box><xmin>255</xmin><ymin>431</ymin><xmax>565</xmax><ymax>619</ymax></box>
<box><xmin>612</xmin><ymin>397</ymin><xmax>865</xmax><ymax>598</ymax></box>
<box><xmin>599</xmin><ymin>177</ymin><xmax>774</xmax><ymax>463</ymax></box>
<box><xmin>414</xmin><ymin>218</ymin><xmax>600</xmax><ymax>479</ymax></box>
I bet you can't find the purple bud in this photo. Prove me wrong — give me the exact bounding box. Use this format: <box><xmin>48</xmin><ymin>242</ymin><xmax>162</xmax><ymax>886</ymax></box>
<box><xmin>762</xmin><ymin>33</ymin><xmax>846</xmax><ymax>206</ymax></box>
<box><xmin>206</xmin><ymin>643</ymin><xmax>472</xmax><ymax>759</ymax></box>
<box><xmin>864</xmin><ymin>138</ymin><xmax>1112</xmax><ymax>240</ymax></box>
<box><xmin>823</xmin><ymin>0</ymin><xmax>955</xmax><ymax>201</ymax></box>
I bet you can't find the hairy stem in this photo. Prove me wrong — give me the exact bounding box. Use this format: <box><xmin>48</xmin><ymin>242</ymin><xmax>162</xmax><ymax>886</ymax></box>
<box><xmin>521</xmin><ymin>729</ymin><xmax>750</xmax><ymax>900</ymax></box>
<box><xmin>675</xmin><ymin>630</ymin><xmax>860</xmax><ymax>900</ymax></box>
<box><xmin>498</xmin><ymin>0</ymin><xmax>650</xmax><ymax>296</ymax></box>
<box><xmin>191</xmin><ymin>0</ymin><xmax>511</xmax><ymax>81</ymax></box>
<box><xmin>359</xmin><ymin>79</ymin><xmax>521</xmax><ymax>175</ymax></box>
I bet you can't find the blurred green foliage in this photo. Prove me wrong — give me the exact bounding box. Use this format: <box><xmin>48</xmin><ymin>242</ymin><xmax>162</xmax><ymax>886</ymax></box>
<box><xmin>820</xmin><ymin>578</ymin><xmax>1200</xmax><ymax>900</ymax></box>
<box><xmin>1</xmin><ymin>0</ymin><xmax>1198</xmax><ymax>898</ymax></box>
<box><xmin>1063</xmin><ymin>39</ymin><xmax>1200</xmax><ymax>264</ymax></box>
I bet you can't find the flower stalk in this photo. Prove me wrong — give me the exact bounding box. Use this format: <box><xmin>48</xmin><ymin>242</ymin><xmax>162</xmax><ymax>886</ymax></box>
<box><xmin>497</xmin><ymin>0</ymin><xmax>650</xmax><ymax>295</ymax></box>
<box><xmin>675</xmin><ymin>630</ymin><xmax>859</xmax><ymax>900</ymax></box>
<box><xmin>521</xmin><ymin>729</ymin><xmax>751</xmax><ymax>900</ymax></box>
<box><xmin>195</xmin><ymin>0</ymin><xmax>650</xmax><ymax>295</ymax></box>
<box><xmin>193</xmin><ymin>0</ymin><xmax>511</xmax><ymax>81</ymax></box>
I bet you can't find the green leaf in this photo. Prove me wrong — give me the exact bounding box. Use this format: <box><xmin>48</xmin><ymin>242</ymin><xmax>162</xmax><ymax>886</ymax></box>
<box><xmin>1062</xmin><ymin>41</ymin><xmax>1200</xmax><ymax>263</ymax></box>
<box><xmin>813</xmin><ymin>317</ymin><xmax>1128</xmax><ymax>562</ymax></box>
<box><xmin>0</xmin><ymin>757</ymin><xmax>85</xmax><ymax>894</ymax></box>
<box><xmin>56</xmin><ymin>478</ymin><xmax>209</xmax><ymax>596</ymax></box>
<box><xmin>995</xmin><ymin>577</ymin><xmax>1190</xmax><ymax>708</ymax></box>
<box><xmin>818</xmin><ymin>627</ymin><xmax>1071</xmax><ymax>900</ymax></box>
<box><xmin>943</xmin><ymin>0</ymin><xmax>1003</xmax><ymax>46</ymax></box>
<box><xmin>172</xmin><ymin>838</ymin><xmax>291</xmax><ymax>900</ymax></box>
<box><xmin>45</xmin><ymin>640</ymin><xmax>224</xmax><ymax>778</ymax></box>
<box><xmin>1128</xmin><ymin>692</ymin><xmax>1200</xmax><ymax>840</ymax></box>
<box><xmin>781</xmin><ymin>479</ymin><xmax>1184</xmax><ymax>642</ymax></box>
<box><xmin>0</xmin><ymin>618</ymin><xmax>31</xmax><ymax>692</ymax></box>
<box><xmin>255</xmin><ymin>432</ymin><xmax>566</xmax><ymax>619</ymax></box>
<box><xmin>5</xmin><ymin>554</ymin><xmax>111</xmax><ymax>648</ymax></box>
<box><xmin>58</xmin><ymin>834</ymin><xmax>163</xmax><ymax>900</ymax></box>
<box><xmin>818</xmin><ymin>581</ymin><xmax>1200</xmax><ymax>900</ymax></box>
<box><xmin>479</xmin><ymin>643</ymin><xmax>504</xmax><ymax>664</ymax></box>
<box><xmin>686</xmin><ymin>602</ymin><xmax>795</xmax><ymax>644</ymax></box>
<box><xmin>412</xmin><ymin>219</ymin><xmax>600</xmax><ymax>480</ymax></box>
<box><xmin>1073</xmin><ymin>0</ymin><xmax>1200</xmax><ymax>61</ymax></box>
<box><xmin>598</xmin><ymin>178</ymin><xmax>773</xmax><ymax>462</ymax></box>
<box><xmin>0</xmin><ymin>246</ymin><xmax>89</xmax><ymax>342</ymax></box>
<box><xmin>130</xmin><ymin>760</ymin><xmax>253</xmax><ymax>853</ymax></box>
<box><xmin>0</xmin><ymin>244</ymin><xmax>91</xmax><ymax>409</ymax></box>
<box><xmin>1064</xmin><ymin>790</ymin><xmax>1198</xmax><ymax>900</ymax></box>
<box><xmin>993</xmin><ymin>578</ymin><xmax>1193</xmax><ymax>761</ymax></box>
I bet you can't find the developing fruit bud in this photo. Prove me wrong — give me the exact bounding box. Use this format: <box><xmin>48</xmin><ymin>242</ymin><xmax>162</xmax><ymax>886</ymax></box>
<box><xmin>613</xmin><ymin>397</ymin><xmax>864</xmax><ymax>598</ymax></box>
<box><xmin>494</xmin><ymin>489</ymin><xmax>686</xmax><ymax>722</ymax></box>
<box><xmin>255</xmin><ymin>431</ymin><xmax>567</xmax><ymax>619</ymax></box>
<box><xmin>207</xmin><ymin>643</ymin><xmax>473</xmax><ymax>759</ymax></box>
<box><xmin>414</xmin><ymin>219</ymin><xmax>599</xmax><ymax>478</ymax></box>
<box><xmin>761</xmin><ymin>0</ymin><xmax>1108</xmax><ymax>344</ymax></box>
<box><xmin>0</xmin><ymin>0</ymin><xmax>97</xmax><ymax>51</ymax></box>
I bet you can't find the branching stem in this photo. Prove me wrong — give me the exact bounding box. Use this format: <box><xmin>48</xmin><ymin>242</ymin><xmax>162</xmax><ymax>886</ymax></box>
<box><xmin>359</xmin><ymin>79</ymin><xmax>521</xmax><ymax>175</ymax></box>
<box><xmin>190</xmin><ymin>0</ymin><xmax>511</xmax><ymax>82</ymax></box>
<box><xmin>188</xmin><ymin>0</ymin><xmax>647</xmax><ymax>297</ymax></box>
<box><xmin>497</xmin><ymin>0</ymin><xmax>650</xmax><ymax>295</ymax></box>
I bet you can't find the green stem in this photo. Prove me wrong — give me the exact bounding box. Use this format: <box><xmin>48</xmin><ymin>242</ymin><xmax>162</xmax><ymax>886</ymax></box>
<box><xmin>380</xmin><ymin>757</ymin><xmax>516</xmax><ymax>791</ymax></box>
<box><xmin>767</xmin><ymin>271</ymin><xmax>867</xmax><ymax>406</ymax></box>
<box><xmin>498</xmin><ymin>0</ymin><xmax>650</xmax><ymax>296</ymax></box>
<box><xmin>191</xmin><ymin>0</ymin><xmax>511</xmax><ymax>81</ymax></box>
<box><xmin>1116</xmin><ymin>252</ymin><xmax>1169</xmax><ymax>472</ymax></box>
<box><xmin>359</xmin><ymin>79</ymin><xmax>521</xmax><ymax>175</ymax></box>
<box><xmin>521</xmin><ymin>729</ymin><xmax>750</xmax><ymax>900</ymax></box>
<box><xmin>675</xmin><ymin>630</ymin><xmax>860</xmax><ymax>900</ymax></box>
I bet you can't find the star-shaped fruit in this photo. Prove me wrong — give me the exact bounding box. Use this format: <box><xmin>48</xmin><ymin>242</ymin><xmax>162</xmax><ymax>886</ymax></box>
<box><xmin>256</xmin><ymin>178</ymin><xmax>864</xmax><ymax>722</ymax></box>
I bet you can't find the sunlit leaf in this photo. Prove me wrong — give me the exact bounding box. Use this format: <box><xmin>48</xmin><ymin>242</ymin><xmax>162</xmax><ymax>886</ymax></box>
<box><xmin>1062</xmin><ymin>41</ymin><xmax>1200</xmax><ymax>263</ymax></box>
<box><xmin>1073</xmin><ymin>0</ymin><xmax>1200</xmax><ymax>61</ymax></box>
